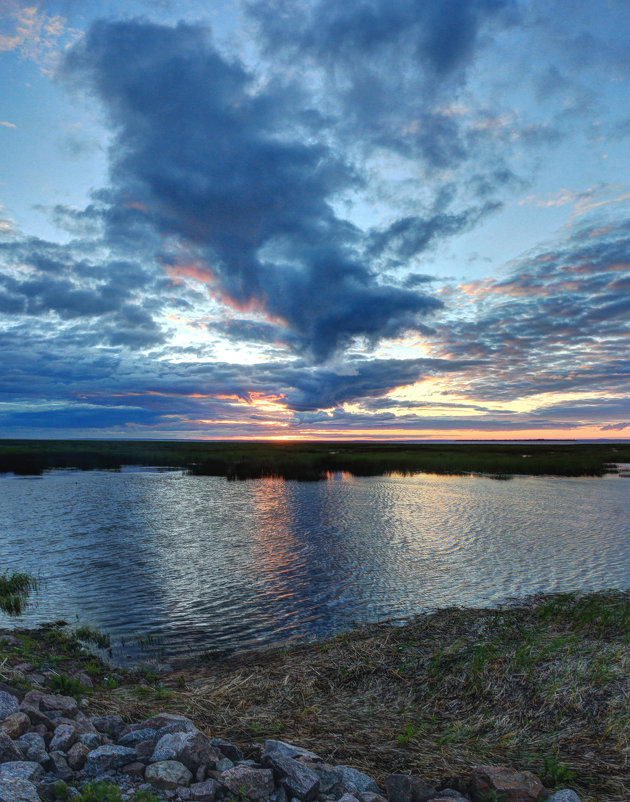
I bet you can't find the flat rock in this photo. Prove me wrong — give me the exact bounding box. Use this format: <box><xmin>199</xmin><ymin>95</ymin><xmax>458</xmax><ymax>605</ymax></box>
<box><xmin>211</xmin><ymin>738</ymin><xmax>243</xmax><ymax>763</ymax></box>
<box><xmin>38</xmin><ymin>694</ymin><xmax>78</xmax><ymax>719</ymax></box>
<box><xmin>221</xmin><ymin>765</ymin><xmax>276</xmax><ymax>801</ymax></box>
<box><xmin>84</xmin><ymin>744</ymin><xmax>137</xmax><ymax>776</ymax></box>
<box><xmin>0</xmin><ymin>692</ymin><xmax>19</xmax><ymax>723</ymax></box>
<box><xmin>15</xmin><ymin>733</ymin><xmax>48</xmax><ymax>766</ymax></box>
<box><xmin>0</xmin><ymin>732</ymin><xmax>23</xmax><ymax>764</ymax></box>
<box><xmin>263</xmin><ymin>740</ymin><xmax>321</xmax><ymax>763</ymax></box>
<box><xmin>0</xmin><ymin>776</ymin><xmax>41</xmax><ymax>802</ymax></box>
<box><xmin>545</xmin><ymin>793</ymin><xmax>581</xmax><ymax>802</ymax></box>
<box><xmin>188</xmin><ymin>779</ymin><xmax>221</xmax><ymax>801</ymax></box>
<box><xmin>150</xmin><ymin>730</ymin><xmax>220</xmax><ymax>773</ymax></box>
<box><xmin>336</xmin><ymin>766</ymin><xmax>379</xmax><ymax>795</ymax></box>
<box><xmin>471</xmin><ymin>766</ymin><xmax>544</xmax><ymax>802</ymax></box>
<box><xmin>0</xmin><ymin>761</ymin><xmax>44</xmax><ymax>783</ymax></box>
<box><xmin>145</xmin><ymin>759</ymin><xmax>193</xmax><ymax>790</ymax></box>
<box><xmin>0</xmin><ymin>712</ymin><xmax>30</xmax><ymax>740</ymax></box>
<box><xmin>118</xmin><ymin>727</ymin><xmax>157</xmax><ymax>747</ymax></box>
<box><xmin>264</xmin><ymin>752</ymin><xmax>320</xmax><ymax>801</ymax></box>
<box><xmin>385</xmin><ymin>775</ymin><xmax>437</xmax><ymax>802</ymax></box>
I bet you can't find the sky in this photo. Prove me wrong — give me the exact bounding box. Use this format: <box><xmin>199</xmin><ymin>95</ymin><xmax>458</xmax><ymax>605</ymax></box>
<box><xmin>1</xmin><ymin>0</ymin><xmax>630</xmax><ymax>441</ymax></box>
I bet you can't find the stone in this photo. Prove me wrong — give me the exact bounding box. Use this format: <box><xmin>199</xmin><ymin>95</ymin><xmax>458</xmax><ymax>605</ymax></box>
<box><xmin>360</xmin><ymin>794</ymin><xmax>388</xmax><ymax>802</ymax></box>
<box><xmin>20</xmin><ymin>704</ymin><xmax>54</xmax><ymax>731</ymax></box>
<box><xmin>545</xmin><ymin>793</ymin><xmax>581</xmax><ymax>802</ymax></box>
<box><xmin>136</xmin><ymin>739</ymin><xmax>156</xmax><ymax>762</ymax></box>
<box><xmin>0</xmin><ymin>712</ymin><xmax>30</xmax><ymax>740</ymax></box>
<box><xmin>77</xmin><ymin>731</ymin><xmax>103</xmax><ymax>750</ymax></box>
<box><xmin>66</xmin><ymin>741</ymin><xmax>90</xmax><ymax>771</ymax></box>
<box><xmin>336</xmin><ymin>766</ymin><xmax>379</xmax><ymax>795</ymax></box>
<box><xmin>0</xmin><ymin>681</ymin><xmax>21</xmax><ymax>699</ymax></box>
<box><xmin>310</xmin><ymin>764</ymin><xmax>343</xmax><ymax>794</ymax></box>
<box><xmin>189</xmin><ymin>779</ymin><xmax>221</xmax><ymax>801</ymax></box>
<box><xmin>118</xmin><ymin>727</ymin><xmax>157</xmax><ymax>747</ymax></box>
<box><xmin>0</xmin><ymin>761</ymin><xmax>44</xmax><ymax>783</ymax></box>
<box><xmin>0</xmin><ymin>692</ymin><xmax>19</xmax><ymax>722</ymax></box>
<box><xmin>50</xmin><ymin>723</ymin><xmax>77</xmax><ymax>752</ymax></box>
<box><xmin>122</xmin><ymin>761</ymin><xmax>146</xmax><ymax>777</ymax></box>
<box><xmin>0</xmin><ymin>776</ymin><xmax>41</xmax><ymax>802</ymax></box>
<box><xmin>211</xmin><ymin>738</ymin><xmax>244</xmax><ymax>763</ymax></box>
<box><xmin>0</xmin><ymin>732</ymin><xmax>23</xmax><ymax>763</ymax></box>
<box><xmin>15</xmin><ymin>733</ymin><xmax>49</xmax><ymax>765</ymax></box>
<box><xmin>431</xmin><ymin>791</ymin><xmax>468</xmax><ymax>801</ymax></box>
<box><xmin>49</xmin><ymin>750</ymin><xmax>73</xmax><ymax>781</ymax></box>
<box><xmin>471</xmin><ymin>766</ymin><xmax>544</xmax><ymax>802</ymax></box>
<box><xmin>84</xmin><ymin>744</ymin><xmax>137</xmax><ymax>775</ymax></box>
<box><xmin>145</xmin><ymin>759</ymin><xmax>193</xmax><ymax>790</ymax></box>
<box><xmin>90</xmin><ymin>715</ymin><xmax>128</xmax><ymax>740</ymax></box>
<box><xmin>38</xmin><ymin>694</ymin><xmax>78</xmax><ymax>719</ymax></box>
<box><xmin>338</xmin><ymin>795</ymin><xmax>359</xmax><ymax>802</ymax></box>
<box><xmin>216</xmin><ymin>757</ymin><xmax>234</xmax><ymax>772</ymax></box>
<box><xmin>263</xmin><ymin>740</ymin><xmax>321</xmax><ymax>763</ymax></box>
<box><xmin>133</xmin><ymin>713</ymin><xmax>195</xmax><ymax>732</ymax></box>
<box><xmin>156</xmin><ymin>720</ymin><xmax>199</xmax><ymax>738</ymax></box>
<box><xmin>220</xmin><ymin>765</ymin><xmax>276</xmax><ymax>801</ymax></box>
<box><xmin>385</xmin><ymin>775</ymin><xmax>437</xmax><ymax>802</ymax></box>
<box><xmin>264</xmin><ymin>752</ymin><xmax>320</xmax><ymax>801</ymax></box>
<box><xmin>150</xmin><ymin>730</ymin><xmax>220</xmax><ymax>773</ymax></box>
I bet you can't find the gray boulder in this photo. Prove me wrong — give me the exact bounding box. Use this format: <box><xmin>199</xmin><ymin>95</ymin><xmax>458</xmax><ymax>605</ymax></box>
<box><xmin>220</xmin><ymin>765</ymin><xmax>276</xmax><ymax>801</ymax></box>
<box><xmin>84</xmin><ymin>744</ymin><xmax>137</xmax><ymax>776</ymax></box>
<box><xmin>50</xmin><ymin>723</ymin><xmax>77</xmax><ymax>752</ymax></box>
<box><xmin>0</xmin><ymin>712</ymin><xmax>30</xmax><ymax>740</ymax></box>
<box><xmin>145</xmin><ymin>759</ymin><xmax>193</xmax><ymax>790</ymax></box>
<box><xmin>49</xmin><ymin>750</ymin><xmax>73</xmax><ymax>781</ymax></box>
<box><xmin>336</xmin><ymin>766</ymin><xmax>379</xmax><ymax>794</ymax></box>
<box><xmin>118</xmin><ymin>728</ymin><xmax>157</xmax><ymax>747</ymax></box>
<box><xmin>546</xmin><ymin>792</ymin><xmax>581</xmax><ymax>802</ymax></box>
<box><xmin>15</xmin><ymin>733</ymin><xmax>48</xmax><ymax>766</ymax></box>
<box><xmin>150</xmin><ymin>730</ymin><xmax>219</xmax><ymax>773</ymax></box>
<box><xmin>90</xmin><ymin>715</ymin><xmax>127</xmax><ymax>740</ymax></box>
<box><xmin>0</xmin><ymin>732</ymin><xmax>22</xmax><ymax>764</ymax></box>
<box><xmin>0</xmin><ymin>761</ymin><xmax>44</xmax><ymax>783</ymax></box>
<box><xmin>263</xmin><ymin>740</ymin><xmax>321</xmax><ymax>762</ymax></box>
<box><xmin>264</xmin><ymin>752</ymin><xmax>320</xmax><ymax>801</ymax></box>
<box><xmin>0</xmin><ymin>776</ymin><xmax>41</xmax><ymax>802</ymax></box>
<box><xmin>0</xmin><ymin>693</ymin><xmax>19</xmax><ymax>723</ymax></box>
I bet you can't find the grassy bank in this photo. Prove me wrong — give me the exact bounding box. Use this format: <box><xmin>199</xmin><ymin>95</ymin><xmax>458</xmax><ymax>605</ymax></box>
<box><xmin>3</xmin><ymin>591</ymin><xmax>628</xmax><ymax>801</ymax></box>
<box><xmin>1</xmin><ymin>438</ymin><xmax>630</xmax><ymax>479</ymax></box>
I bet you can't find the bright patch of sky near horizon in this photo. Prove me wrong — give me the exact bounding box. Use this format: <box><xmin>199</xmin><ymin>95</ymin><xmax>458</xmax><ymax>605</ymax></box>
<box><xmin>1</xmin><ymin>0</ymin><xmax>630</xmax><ymax>440</ymax></box>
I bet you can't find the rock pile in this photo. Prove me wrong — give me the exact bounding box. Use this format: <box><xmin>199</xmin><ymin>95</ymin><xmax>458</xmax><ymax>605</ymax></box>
<box><xmin>0</xmin><ymin>686</ymin><xmax>581</xmax><ymax>802</ymax></box>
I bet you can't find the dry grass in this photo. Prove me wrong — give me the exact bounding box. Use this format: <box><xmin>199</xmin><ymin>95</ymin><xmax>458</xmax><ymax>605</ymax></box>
<box><xmin>86</xmin><ymin>591</ymin><xmax>630</xmax><ymax>802</ymax></box>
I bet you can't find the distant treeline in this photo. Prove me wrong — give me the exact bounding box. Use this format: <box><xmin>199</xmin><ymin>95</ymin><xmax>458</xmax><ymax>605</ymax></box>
<box><xmin>1</xmin><ymin>439</ymin><xmax>629</xmax><ymax>480</ymax></box>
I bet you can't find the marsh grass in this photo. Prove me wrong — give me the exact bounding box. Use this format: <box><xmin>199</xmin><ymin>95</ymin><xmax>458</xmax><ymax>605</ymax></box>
<box><xmin>0</xmin><ymin>570</ymin><xmax>38</xmax><ymax>615</ymax></box>
<box><xmin>86</xmin><ymin>590</ymin><xmax>630</xmax><ymax>802</ymax></box>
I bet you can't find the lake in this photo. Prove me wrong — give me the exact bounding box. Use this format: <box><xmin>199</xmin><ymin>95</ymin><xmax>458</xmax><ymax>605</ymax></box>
<box><xmin>2</xmin><ymin>469</ymin><xmax>629</xmax><ymax>664</ymax></box>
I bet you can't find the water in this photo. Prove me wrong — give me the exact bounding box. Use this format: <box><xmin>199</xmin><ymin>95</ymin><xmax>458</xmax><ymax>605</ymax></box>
<box><xmin>1</xmin><ymin>470</ymin><xmax>629</xmax><ymax>662</ymax></box>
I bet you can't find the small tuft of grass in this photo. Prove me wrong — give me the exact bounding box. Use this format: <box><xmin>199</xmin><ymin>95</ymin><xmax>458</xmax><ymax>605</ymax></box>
<box><xmin>0</xmin><ymin>570</ymin><xmax>38</xmax><ymax>616</ymax></box>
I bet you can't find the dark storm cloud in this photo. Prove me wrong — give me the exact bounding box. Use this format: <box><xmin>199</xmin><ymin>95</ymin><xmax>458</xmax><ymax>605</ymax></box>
<box><xmin>61</xmin><ymin>18</ymin><xmax>445</xmax><ymax>361</ymax></box>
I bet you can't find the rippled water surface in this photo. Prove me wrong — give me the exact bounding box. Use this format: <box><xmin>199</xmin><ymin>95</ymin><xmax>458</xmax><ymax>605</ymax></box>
<box><xmin>2</xmin><ymin>470</ymin><xmax>629</xmax><ymax>660</ymax></box>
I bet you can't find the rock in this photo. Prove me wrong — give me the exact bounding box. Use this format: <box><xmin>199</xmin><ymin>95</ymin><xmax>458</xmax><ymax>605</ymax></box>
<box><xmin>156</xmin><ymin>720</ymin><xmax>199</xmax><ymax>739</ymax></box>
<box><xmin>38</xmin><ymin>694</ymin><xmax>78</xmax><ymax>719</ymax></box>
<box><xmin>0</xmin><ymin>732</ymin><xmax>23</xmax><ymax>763</ymax></box>
<box><xmin>0</xmin><ymin>712</ymin><xmax>30</xmax><ymax>740</ymax></box>
<box><xmin>338</xmin><ymin>795</ymin><xmax>359</xmax><ymax>802</ymax></box>
<box><xmin>90</xmin><ymin>715</ymin><xmax>128</xmax><ymax>740</ymax></box>
<box><xmin>15</xmin><ymin>733</ymin><xmax>49</xmax><ymax>766</ymax></box>
<box><xmin>49</xmin><ymin>750</ymin><xmax>73</xmax><ymax>781</ymax></box>
<box><xmin>136</xmin><ymin>739</ymin><xmax>156</xmax><ymax>763</ymax></box>
<box><xmin>19</xmin><ymin>704</ymin><xmax>54</xmax><ymax>731</ymax></box>
<box><xmin>66</xmin><ymin>741</ymin><xmax>90</xmax><ymax>771</ymax></box>
<box><xmin>361</xmin><ymin>794</ymin><xmax>388</xmax><ymax>802</ymax></box>
<box><xmin>216</xmin><ymin>757</ymin><xmax>234</xmax><ymax>772</ymax></box>
<box><xmin>118</xmin><ymin>727</ymin><xmax>157</xmax><ymax>747</ymax></box>
<box><xmin>430</xmin><ymin>791</ymin><xmax>468</xmax><ymax>801</ymax></box>
<box><xmin>471</xmin><ymin>766</ymin><xmax>544</xmax><ymax>802</ymax></box>
<box><xmin>122</xmin><ymin>761</ymin><xmax>146</xmax><ymax>777</ymax></box>
<box><xmin>545</xmin><ymin>793</ymin><xmax>581</xmax><ymax>802</ymax></box>
<box><xmin>189</xmin><ymin>779</ymin><xmax>221</xmax><ymax>801</ymax></box>
<box><xmin>0</xmin><ymin>776</ymin><xmax>41</xmax><ymax>802</ymax></box>
<box><xmin>77</xmin><ymin>731</ymin><xmax>103</xmax><ymax>750</ymax></box>
<box><xmin>132</xmin><ymin>713</ymin><xmax>195</xmax><ymax>732</ymax></box>
<box><xmin>50</xmin><ymin>723</ymin><xmax>77</xmax><ymax>752</ymax></box>
<box><xmin>0</xmin><ymin>692</ymin><xmax>19</xmax><ymax>722</ymax></box>
<box><xmin>0</xmin><ymin>761</ymin><xmax>44</xmax><ymax>783</ymax></box>
<box><xmin>212</xmin><ymin>738</ymin><xmax>244</xmax><ymax>763</ymax></box>
<box><xmin>145</xmin><ymin>759</ymin><xmax>193</xmax><ymax>790</ymax></box>
<box><xmin>264</xmin><ymin>752</ymin><xmax>320</xmax><ymax>801</ymax></box>
<box><xmin>150</xmin><ymin>730</ymin><xmax>220</xmax><ymax>773</ymax></box>
<box><xmin>336</xmin><ymin>766</ymin><xmax>379</xmax><ymax>795</ymax></box>
<box><xmin>0</xmin><ymin>681</ymin><xmax>21</xmax><ymax>700</ymax></box>
<box><xmin>221</xmin><ymin>765</ymin><xmax>276</xmax><ymax>801</ymax></box>
<box><xmin>263</xmin><ymin>740</ymin><xmax>321</xmax><ymax>763</ymax></box>
<box><xmin>385</xmin><ymin>775</ymin><xmax>437</xmax><ymax>802</ymax></box>
<box><xmin>84</xmin><ymin>744</ymin><xmax>137</xmax><ymax>775</ymax></box>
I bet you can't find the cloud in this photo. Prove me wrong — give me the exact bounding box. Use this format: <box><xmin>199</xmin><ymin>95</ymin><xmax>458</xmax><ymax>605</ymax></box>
<box><xmin>0</xmin><ymin>121</ymin><xmax>16</xmax><ymax>128</ymax></box>
<box><xmin>601</xmin><ymin>422</ymin><xmax>630</xmax><ymax>431</ymax></box>
<box><xmin>0</xmin><ymin>1</ymin><xmax>80</xmax><ymax>70</ymax></box>
<box><xmin>61</xmin><ymin>18</ymin><xmax>445</xmax><ymax>362</ymax></box>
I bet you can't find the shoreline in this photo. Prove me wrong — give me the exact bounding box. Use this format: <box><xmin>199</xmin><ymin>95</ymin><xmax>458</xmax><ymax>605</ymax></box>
<box><xmin>2</xmin><ymin>590</ymin><xmax>629</xmax><ymax>801</ymax></box>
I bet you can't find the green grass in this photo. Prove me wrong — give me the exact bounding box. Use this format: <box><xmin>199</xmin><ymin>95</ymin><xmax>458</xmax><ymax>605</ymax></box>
<box><xmin>1</xmin><ymin>438</ymin><xmax>630</xmax><ymax>479</ymax></box>
<box><xmin>0</xmin><ymin>570</ymin><xmax>38</xmax><ymax>615</ymax></box>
